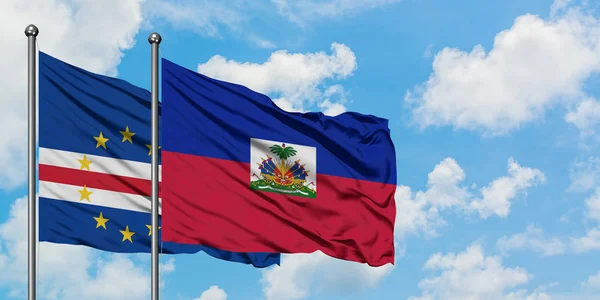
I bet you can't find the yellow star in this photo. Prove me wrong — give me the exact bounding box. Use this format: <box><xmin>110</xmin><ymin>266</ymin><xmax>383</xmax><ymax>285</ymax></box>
<box><xmin>145</xmin><ymin>144</ymin><xmax>162</xmax><ymax>156</ymax></box>
<box><xmin>78</xmin><ymin>185</ymin><xmax>92</xmax><ymax>202</ymax></box>
<box><xmin>145</xmin><ymin>224</ymin><xmax>162</xmax><ymax>236</ymax></box>
<box><xmin>120</xmin><ymin>226</ymin><xmax>135</xmax><ymax>243</ymax></box>
<box><xmin>93</xmin><ymin>212</ymin><xmax>109</xmax><ymax>229</ymax></box>
<box><xmin>119</xmin><ymin>126</ymin><xmax>135</xmax><ymax>143</ymax></box>
<box><xmin>93</xmin><ymin>131</ymin><xmax>109</xmax><ymax>149</ymax></box>
<box><xmin>77</xmin><ymin>154</ymin><xmax>93</xmax><ymax>171</ymax></box>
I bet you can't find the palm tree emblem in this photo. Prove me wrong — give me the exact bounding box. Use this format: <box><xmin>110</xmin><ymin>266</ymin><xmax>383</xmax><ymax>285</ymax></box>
<box><xmin>269</xmin><ymin>143</ymin><xmax>297</xmax><ymax>160</ymax></box>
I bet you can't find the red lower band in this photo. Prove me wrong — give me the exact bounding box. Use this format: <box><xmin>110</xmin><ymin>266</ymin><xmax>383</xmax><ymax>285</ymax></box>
<box><xmin>161</xmin><ymin>151</ymin><xmax>396</xmax><ymax>267</ymax></box>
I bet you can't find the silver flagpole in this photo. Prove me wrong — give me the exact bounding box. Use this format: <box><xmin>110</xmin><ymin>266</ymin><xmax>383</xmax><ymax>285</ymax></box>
<box><xmin>25</xmin><ymin>24</ymin><xmax>39</xmax><ymax>300</ymax></box>
<box><xmin>148</xmin><ymin>32</ymin><xmax>162</xmax><ymax>300</ymax></box>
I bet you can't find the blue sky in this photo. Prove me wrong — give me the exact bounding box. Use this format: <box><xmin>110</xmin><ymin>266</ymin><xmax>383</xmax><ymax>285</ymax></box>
<box><xmin>1</xmin><ymin>0</ymin><xmax>600</xmax><ymax>299</ymax></box>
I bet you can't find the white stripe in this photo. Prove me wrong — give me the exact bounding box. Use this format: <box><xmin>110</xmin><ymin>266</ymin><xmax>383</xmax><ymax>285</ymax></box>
<box><xmin>39</xmin><ymin>147</ymin><xmax>162</xmax><ymax>181</ymax></box>
<box><xmin>39</xmin><ymin>180</ymin><xmax>162</xmax><ymax>214</ymax></box>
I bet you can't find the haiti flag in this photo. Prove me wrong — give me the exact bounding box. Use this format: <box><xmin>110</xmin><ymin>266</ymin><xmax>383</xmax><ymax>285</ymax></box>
<box><xmin>160</xmin><ymin>58</ymin><xmax>397</xmax><ymax>267</ymax></box>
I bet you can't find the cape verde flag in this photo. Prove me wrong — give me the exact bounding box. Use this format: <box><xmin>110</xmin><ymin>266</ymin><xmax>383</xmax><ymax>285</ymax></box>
<box><xmin>161</xmin><ymin>58</ymin><xmax>396</xmax><ymax>267</ymax></box>
<box><xmin>37</xmin><ymin>51</ymin><xmax>280</xmax><ymax>268</ymax></box>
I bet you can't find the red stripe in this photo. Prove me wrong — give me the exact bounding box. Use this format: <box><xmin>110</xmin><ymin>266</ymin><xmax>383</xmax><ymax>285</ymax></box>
<box><xmin>161</xmin><ymin>151</ymin><xmax>396</xmax><ymax>267</ymax></box>
<box><xmin>39</xmin><ymin>164</ymin><xmax>154</xmax><ymax>196</ymax></box>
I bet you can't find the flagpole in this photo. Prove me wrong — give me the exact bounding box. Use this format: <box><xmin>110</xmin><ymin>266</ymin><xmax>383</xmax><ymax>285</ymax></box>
<box><xmin>148</xmin><ymin>32</ymin><xmax>162</xmax><ymax>300</ymax></box>
<box><xmin>25</xmin><ymin>24</ymin><xmax>39</xmax><ymax>300</ymax></box>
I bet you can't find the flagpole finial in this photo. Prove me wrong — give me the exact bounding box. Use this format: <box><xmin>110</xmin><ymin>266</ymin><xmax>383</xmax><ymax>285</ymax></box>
<box><xmin>148</xmin><ymin>32</ymin><xmax>162</xmax><ymax>44</ymax></box>
<box><xmin>24</xmin><ymin>24</ymin><xmax>39</xmax><ymax>37</ymax></box>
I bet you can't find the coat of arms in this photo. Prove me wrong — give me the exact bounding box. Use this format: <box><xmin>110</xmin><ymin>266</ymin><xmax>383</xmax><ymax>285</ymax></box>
<box><xmin>250</xmin><ymin>138</ymin><xmax>316</xmax><ymax>198</ymax></box>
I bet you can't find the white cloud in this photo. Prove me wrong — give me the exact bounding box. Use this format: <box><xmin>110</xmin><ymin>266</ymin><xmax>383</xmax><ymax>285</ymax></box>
<box><xmin>582</xmin><ymin>270</ymin><xmax>600</xmax><ymax>290</ymax></box>
<box><xmin>585</xmin><ymin>188</ymin><xmax>600</xmax><ymax>222</ymax></box>
<box><xmin>143</xmin><ymin>0</ymin><xmax>244</xmax><ymax>37</ymax></box>
<box><xmin>420</xmin><ymin>157</ymin><xmax>470</xmax><ymax>209</ymax></box>
<box><xmin>469</xmin><ymin>158</ymin><xmax>546</xmax><ymax>219</ymax></box>
<box><xmin>197</xmin><ymin>42</ymin><xmax>356</xmax><ymax>113</ymax></box>
<box><xmin>0</xmin><ymin>197</ymin><xmax>174</xmax><ymax>299</ymax></box>
<box><xmin>571</xmin><ymin>228</ymin><xmax>600</xmax><ymax>253</ymax></box>
<box><xmin>409</xmin><ymin>243</ymin><xmax>537</xmax><ymax>300</ymax></box>
<box><xmin>396</xmin><ymin>157</ymin><xmax>545</xmax><ymax>238</ymax></box>
<box><xmin>260</xmin><ymin>251</ymin><xmax>393</xmax><ymax>300</ymax></box>
<box><xmin>394</xmin><ymin>158</ymin><xmax>467</xmax><ymax>238</ymax></box>
<box><xmin>194</xmin><ymin>285</ymin><xmax>228</xmax><ymax>300</ymax></box>
<box><xmin>550</xmin><ymin>0</ymin><xmax>574</xmax><ymax>17</ymax></box>
<box><xmin>317</xmin><ymin>85</ymin><xmax>348</xmax><ymax>116</ymax></box>
<box><xmin>272</xmin><ymin>0</ymin><xmax>401</xmax><ymax>25</ymax></box>
<box><xmin>423</xmin><ymin>44</ymin><xmax>434</xmax><ymax>58</ymax></box>
<box><xmin>0</xmin><ymin>0</ymin><xmax>144</xmax><ymax>189</ymax></box>
<box><xmin>570</xmin><ymin>185</ymin><xmax>600</xmax><ymax>253</ymax></box>
<box><xmin>394</xmin><ymin>185</ymin><xmax>444</xmax><ymax>238</ymax></box>
<box><xmin>569</xmin><ymin>157</ymin><xmax>600</xmax><ymax>192</ymax></box>
<box><xmin>143</xmin><ymin>0</ymin><xmax>398</xmax><ymax>47</ymax></box>
<box><xmin>318</xmin><ymin>99</ymin><xmax>347</xmax><ymax>116</ymax></box>
<box><xmin>160</xmin><ymin>257</ymin><xmax>176</xmax><ymax>273</ymax></box>
<box><xmin>248</xmin><ymin>35</ymin><xmax>277</xmax><ymax>49</ymax></box>
<box><xmin>565</xmin><ymin>97</ymin><xmax>600</xmax><ymax>136</ymax></box>
<box><xmin>406</xmin><ymin>5</ymin><xmax>600</xmax><ymax>136</ymax></box>
<box><xmin>496</xmin><ymin>225</ymin><xmax>566</xmax><ymax>257</ymax></box>
<box><xmin>272</xmin><ymin>98</ymin><xmax>306</xmax><ymax>113</ymax></box>
<box><xmin>504</xmin><ymin>289</ymin><xmax>553</xmax><ymax>300</ymax></box>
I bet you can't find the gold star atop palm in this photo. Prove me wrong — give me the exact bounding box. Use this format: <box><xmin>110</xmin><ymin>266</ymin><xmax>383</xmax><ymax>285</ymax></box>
<box><xmin>78</xmin><ymin>185</ymin><xmax>92</xmax><ymax>202</ymax></box>
<box><xmin>120</xmin><ymin>126</ymin><xmax>135</xmax><ymax>143</ymax></box>
<box><xmin>120</xmin><ymin>226</ymin><xmax>135</xmax><ymax>243</ymax></box>
<box><xmin>145</xmin><ymin>224</ymin><xmax>162</xmax><ymax>236</ymax></box>
<box><xmin>94</xmin><ymin>131</ymin><xmax>109</xmax><ymax>149</ymax></box>
<box><xmin>93</xmin><ymin>212</ymin><xmax>109</xmax><ymax>229</ymax></box>
<box><xmin>145</xmin><ymin>144</ymin><xmax>161</xmax><ymax>156</ymax></box>
<box><xmin>77</xmin><ymin>154</ymin><xmax>93</xmax><ymax>171</ymax></box>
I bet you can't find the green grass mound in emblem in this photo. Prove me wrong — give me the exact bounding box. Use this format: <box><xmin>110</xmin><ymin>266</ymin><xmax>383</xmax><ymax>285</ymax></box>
<box><xmin>251</xmin><ymin>179</ymin><xmax>316</xmax><ymax>198</ymax></box>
